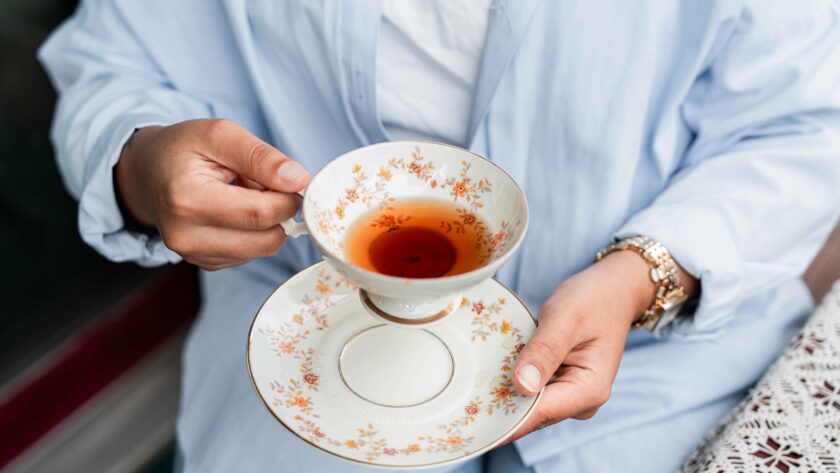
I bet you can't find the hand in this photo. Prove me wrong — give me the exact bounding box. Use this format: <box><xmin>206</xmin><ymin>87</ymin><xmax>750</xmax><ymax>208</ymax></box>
<box><xmin>504</xmin><ymin>251</ymin><xmax>698</xmax><ymax>442</ymax></box>
<box><xmin>114</xmin><ymin>119</ymin><xmax>310</xmax><ymax>270</ymax></box>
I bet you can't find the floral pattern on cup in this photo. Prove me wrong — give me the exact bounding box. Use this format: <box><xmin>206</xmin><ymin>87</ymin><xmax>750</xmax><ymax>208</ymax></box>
<box><xmin>310</xmin><ymin>146</ymin><xmax>521</xmax><ymax>265</ymax></box>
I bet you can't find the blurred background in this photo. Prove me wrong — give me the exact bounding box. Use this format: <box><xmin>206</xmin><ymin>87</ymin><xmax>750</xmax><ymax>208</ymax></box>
<box><xmin>0</xmin><ymin>2</ymin><xmax>197</xmax><ymax>472</ymax></box>
<box><xmin>2</xmin><ymin>2</ymin><xmax>839</xmax><ymax>473</ymax></box>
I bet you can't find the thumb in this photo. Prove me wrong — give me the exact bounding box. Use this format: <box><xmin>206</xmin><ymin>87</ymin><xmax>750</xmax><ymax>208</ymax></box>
<box><xmin>513</xmin><ymin>311</ymin><xmax>575</xmax><ymax>396</ymax></box>
<box><xmin>205</xmin><ymin>119</ymin><xmax>310</xmax><ymax>192</ymax></box>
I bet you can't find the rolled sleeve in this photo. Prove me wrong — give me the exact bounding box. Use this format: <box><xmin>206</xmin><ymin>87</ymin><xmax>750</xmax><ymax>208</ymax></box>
<box><xmin>616</xmin><ymin>207</ymin><xmax>743</xmax><ymax>340</ymax></box>
<box><xmin>78</xmin><ymin>113</ymin><xmax>181</xmax><ymax>266</ymax></box>
<box><xmin>617</xmin><ymin>1</ymin><xmax>840</xmax><ymax>339</ymax></box>
<box><xmin>39</xmin><ymin>0</ymin><xmax>213</xmax><ymax>266</ymax></box>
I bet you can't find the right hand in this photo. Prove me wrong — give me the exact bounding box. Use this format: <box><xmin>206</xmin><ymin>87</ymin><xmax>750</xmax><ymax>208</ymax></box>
<box><xmin>114</xmin><ymin>119</ymin><xmax>311</xmax><ymax>270</ymax></box>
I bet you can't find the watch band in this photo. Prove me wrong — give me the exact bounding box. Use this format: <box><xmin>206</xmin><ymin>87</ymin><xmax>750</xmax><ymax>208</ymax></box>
<box><xmin>595</xmin><ymin>235</ymin><xmax>689</xmax><ymax>331</ymax></box>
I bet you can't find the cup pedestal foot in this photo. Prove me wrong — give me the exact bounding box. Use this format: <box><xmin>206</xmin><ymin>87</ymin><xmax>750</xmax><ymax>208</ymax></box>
<box><xmin>359</xmin><ymin>290</ymin><xmax>462</xmax><ymax>327</ymax></box>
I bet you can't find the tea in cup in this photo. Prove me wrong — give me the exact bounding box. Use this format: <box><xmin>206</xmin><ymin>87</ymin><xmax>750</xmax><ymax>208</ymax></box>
<box><xmin>281</xmin><ymin>141</ymin><xmax>528</xmax><ymax>326</ymax></box>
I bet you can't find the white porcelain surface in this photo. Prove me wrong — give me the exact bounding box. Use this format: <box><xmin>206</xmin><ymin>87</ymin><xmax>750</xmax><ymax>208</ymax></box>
<box><xmin>282</xmin><ymin>141</ymin><xmax>528</xmax><ymax>321</ymax></box>
<box><xmin>364</xmin><ymin>292</ymin><xmax>461</xmax><ymax>323</ymax></box>
<box><xmin>247</xmin><ymin>262</ymin><xmax>542</xmax><ymax>469</ymax></box>
<box><xmin>338</xmin><ymin>325</ymin><xmax>453</xmax><ymax>407</ymax></box>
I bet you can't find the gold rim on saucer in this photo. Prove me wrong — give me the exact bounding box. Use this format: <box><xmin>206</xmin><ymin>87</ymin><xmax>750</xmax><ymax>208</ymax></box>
<box><xmin>246</xmin><ymin>262</ymin><xmax>542</xmax><ymax>470</ymax></box>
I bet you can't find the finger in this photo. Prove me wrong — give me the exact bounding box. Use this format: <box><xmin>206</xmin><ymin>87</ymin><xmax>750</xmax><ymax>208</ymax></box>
<box><xmin>513</xmin><ymin>306</ymin><xmax>578</xmax><ymax>396</ymax></box>
<box><xmin>199</xmin><ymin>260</ymin><xmax>250</xmax><ymax>271</ymax></box>
<box><xmin>237</xmin><ymin>175</ymin><xmax>265</xmax><ymax>190</ymax></box>
<box><xmin>181</xmin><ymin>254</ymin><xmax>242</xmax><ymax>271</ymax></box>
<box><xmin>187</xmin><ymin>181</ymin><xmax>301</xmax><ymax>230</ymax></box>
<box><xmin>572</xmin><ymin>407</ymin><xmax>599</xmax><ymax>420</ymax></box>
<box><xmin>504</xmin><ymin>375</ymin><xmax>603</xmax><ymax>443</ymax></box>
<box><xmin>164</xmin><ymin>225</ymin><xmax>287</xmax><ymax>261</ymax></box>
<box><xmin>205</xmin><ymin>120</ymin><xmax>310</xmax><ymax>192</ymax></box>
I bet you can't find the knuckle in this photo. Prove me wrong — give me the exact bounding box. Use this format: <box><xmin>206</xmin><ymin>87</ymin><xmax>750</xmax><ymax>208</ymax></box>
<box><xmin>593</xmin><ymin>386</ymin><xmax>612</xmax><ymax>407</ymax></box>
<box><xmin>163</xmin><ymin>231</ymin><xmax>193</xmax><ymax>255</ymax></box>
<box><xmin>249</xmin><ymin>201</ymin><xmax>275</xmax><ymax>228</ymax></box>
<box><xmin>527</xmin><ymin>336</ymin><xmax>564</xmax><ymax>362</ymax></box>
<box><xmin>163</xmin><ymin>182</ymin><xmax>193</xmax><ymax>218</ymax></box>
<box><xmin>247</xmin><ymin>142</ymin><xmax>280</xmax><ymax>175</ymax></box>
<box><xmin>207</xmin><ymin>118</ymin><xmax>235</xmax><ymax>135</ymax></box>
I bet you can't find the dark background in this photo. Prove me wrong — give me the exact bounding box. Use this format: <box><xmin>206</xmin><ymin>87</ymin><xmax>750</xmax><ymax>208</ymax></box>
<box><xmin>0</xmin><ymin>0</ymin><xmax>151</xmax><ymax>399</ymax></box>
<box><xmin>0</xmin><ymin>3</ymin><xmax>177</xmax><ymax>470</ymax></box>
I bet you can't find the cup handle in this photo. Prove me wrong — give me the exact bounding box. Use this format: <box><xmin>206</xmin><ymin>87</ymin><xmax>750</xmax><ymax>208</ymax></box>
<box><xmin>280</xmin><ymin>190</ymin><xmax>309</xmax><ymax>238</ymax></box>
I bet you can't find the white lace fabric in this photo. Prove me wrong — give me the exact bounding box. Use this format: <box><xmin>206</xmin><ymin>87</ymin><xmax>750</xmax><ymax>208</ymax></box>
<box><xmin>681</xmin><ymin>282</ymin><xmax>840</xmax><ymax>473</ymax></box>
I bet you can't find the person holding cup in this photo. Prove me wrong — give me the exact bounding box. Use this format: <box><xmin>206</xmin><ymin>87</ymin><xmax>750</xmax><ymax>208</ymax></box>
<box><xmin>39</xmin><ymin>1</ymin><xmax>840</xmax><ymax>472</ymax></box>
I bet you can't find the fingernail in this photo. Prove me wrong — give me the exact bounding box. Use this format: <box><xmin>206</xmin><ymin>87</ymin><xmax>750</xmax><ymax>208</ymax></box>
<box><xmin>278</xmin><ymin>161</ymin><xmax>307</xmax><ymax>183</ymax></box>
<box><xmin>517</xmin><ymin>364</ymin><xmax>541</xmax><ymax>394</ymax></box>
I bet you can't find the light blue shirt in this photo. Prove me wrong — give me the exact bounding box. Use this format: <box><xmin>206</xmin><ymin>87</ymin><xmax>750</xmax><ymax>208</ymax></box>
<box><xmin>40</xmin><ymin>1</ymin><xmax>840</xmax><ymax>471</ymax></box>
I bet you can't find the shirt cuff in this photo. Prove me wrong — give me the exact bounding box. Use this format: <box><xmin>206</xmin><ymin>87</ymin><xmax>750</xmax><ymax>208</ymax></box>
<box><xmin>614</xmin><ymin>204</ymin><xmax>744</xmax><ymax>340</ymax></box>
<box><xmin>77</xmin><ymin>113</ymin><xmax>182</xmax><ymax>267</ymax></box>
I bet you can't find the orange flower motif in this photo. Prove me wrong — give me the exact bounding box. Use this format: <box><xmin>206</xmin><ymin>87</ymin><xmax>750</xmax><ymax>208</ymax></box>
<box><xmin>462</xmin><ymin>213</ymin><xmax>476</xmax><ymax>225</ymax></box>
<box><xmin>278</xmin><ymin>341</ymin><xmax>295</xmax><ymax>354</ymax></box>
<box><xmin>446</xmin><ymin>436</ymin><xmax>463</xmax><ymax>446</ymax></box>
<box><xmin>430</xmin><ymin>180</ymin><xmax>438</xmax><ymax>188</ymax></box>
<box><xmin>452</xmin><ymin>181</ymin><xmax>468</xmax><ymax>198</ymax></box>
<box><xmin>380</xmin><ymin>214</ymin><xmax>397</xmax><ymax>228</ymax></box>
<box><xmin>377</xmin><ymin>167</ymin><xmax>392</xmax><ymax>180</ymax></box>
<box><xmin>493</xmin><ymin>385</ymin><xmax>512</xmax><ymax>400</ymax></box>
<box><xmin>492</xmin><ymin>230</ymin><xmax>507</xmax><ymax>246</ymax></box>
<box><xmin>407</xmin><ymin>444</ymin><xmax>421</xmax><ymax>453</ymax></box>
<box><xmin>352</xmin><ymin>164</ymin><xmax>362</xmax><ymax>173</ymax></box>
<box><xmin>292</xmin><ymin>313</ymin><xmax>304</xmax><ymax>325</ymax></box>
<box><xmin>465</xmin><ymin>403</ymin><xmax>480</xmax><ymax>416</ymax></box>
<box><xmin>315</xmin><ymin>282</ymin><xmax>331</xmax><ymax>294</ymax></box>
<box><xmin>345</xmin><ymin>187</ymin><xmax>359</xmax><ymax>203</ymax></box>
<box><xmin>303</xmin><ymin>372</ymin><xmax>319</xmax><ymax>385</ymax></box>
<box><xmin>460</xmin><ymin>298</ymin><xmax>469</xmax><ymax>308</ymax></box>
<box><xmin>500</xmin><ymin>320</ymin><xmax>512</xmax><ymax>334</ymax></box>
<box><xmin>293</xmin><ymin>396</ymin><xmax>309</xmax><ymax>408</ymax></box>
<box><xmin>318</xmin><ymin>220</ymin><xmax>329</xmax><ymax>233</ymax></box>
<box><xmin>335</xmin><ymin>205</ymin><xmax>345</xmax><ymax>219</ymax></box>
<box><xmin>373</xmin><ymin>213</ymin><xmax>403</xmax><ymax>230</ymax></box>
<box><xmin>472</xmin><ymin>302</ymin><xmax>485</xmax><ymax>314</ymax></box>
<box><xmin>408</xmin><ymin>161</ymin><xmax>422</xmax><ymax>175</ymax></box>
<box><xmin>345</xmin><ymin>439</ymin><xmax>359</xmax><ymax>449</ymax></box>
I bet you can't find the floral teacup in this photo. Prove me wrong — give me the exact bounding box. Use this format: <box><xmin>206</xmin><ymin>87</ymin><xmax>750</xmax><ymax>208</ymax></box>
<box><xmin>282</xmin><ymin>141</ymin><xmax>528</xmax><ymax>326</ymax></box>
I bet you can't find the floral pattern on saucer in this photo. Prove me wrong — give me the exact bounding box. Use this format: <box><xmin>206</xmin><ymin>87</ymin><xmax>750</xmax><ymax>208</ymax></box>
<box><xmin>248</xmin><ymin>262</ymin><xmax>540</xmax><ymax>468</ymax></box>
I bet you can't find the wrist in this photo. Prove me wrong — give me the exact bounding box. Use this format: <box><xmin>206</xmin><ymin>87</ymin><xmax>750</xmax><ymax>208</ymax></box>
<box><xmin>114</xmin><ymin>126</ymin><xmax>163</xmax><ymax>229</ymax></box>
<box><xmin>596</xmin><ymin>245</ymin><xmax>700</xmax><ymax>327</ymax></box>
<box><xmin>598</xmin><ymin>251</ymin><xmax>656</xmax><ymax>323</ymax></box>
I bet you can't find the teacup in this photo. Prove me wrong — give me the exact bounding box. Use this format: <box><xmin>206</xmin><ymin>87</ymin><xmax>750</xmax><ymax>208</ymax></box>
<box><xmin>281</xmin><ymin>141</ymin><xmax>528</xmax><ymax>326</ymax></box>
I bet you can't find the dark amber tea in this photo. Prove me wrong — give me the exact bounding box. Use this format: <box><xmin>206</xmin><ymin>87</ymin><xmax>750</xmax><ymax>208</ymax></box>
<box><xmin>345</xmin><ymin>199</ymin><xmax>489</xmax><ymax>278</ymax></box>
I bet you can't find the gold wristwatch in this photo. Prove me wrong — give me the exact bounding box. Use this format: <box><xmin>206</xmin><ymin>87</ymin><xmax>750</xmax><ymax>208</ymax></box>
<box><xmin>595</xmin><ymin>235</ymin><xmax>689</xmax><ymax>331</ymax></box>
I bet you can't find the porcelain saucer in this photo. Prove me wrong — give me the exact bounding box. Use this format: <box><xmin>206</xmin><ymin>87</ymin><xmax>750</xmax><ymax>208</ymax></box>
<box><xmin>247</xmin><ymin>262</ymin><xmax>542</xmax><ymax>469</ymax></box>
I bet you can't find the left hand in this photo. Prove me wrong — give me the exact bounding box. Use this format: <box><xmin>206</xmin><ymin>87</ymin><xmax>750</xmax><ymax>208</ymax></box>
<box><xmin>504</xmin><ymin>250</ymin><xmax>697</xmax><ymax>442</ymax></box>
